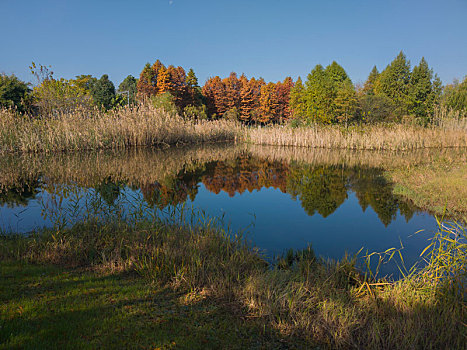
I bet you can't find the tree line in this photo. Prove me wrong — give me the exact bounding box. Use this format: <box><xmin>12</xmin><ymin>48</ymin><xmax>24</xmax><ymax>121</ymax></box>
<box><xmin>1</xmin><ymin>51</ymin><xmax>467</xmax><ymax>124</ymax></box>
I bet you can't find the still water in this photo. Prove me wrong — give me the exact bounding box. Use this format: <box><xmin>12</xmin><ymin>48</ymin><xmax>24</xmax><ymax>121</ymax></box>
<box><xmin>1</xmin><ymin>144</ymin><xmax>447</xmax><ymax>276</ymax></box>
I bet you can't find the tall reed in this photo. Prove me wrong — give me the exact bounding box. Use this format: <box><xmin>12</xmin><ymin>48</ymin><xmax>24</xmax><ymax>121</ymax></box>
<box><xmin>245</xmin><ymin>123</ymin><xmax>467</xmax><ymax>150</ymax></box>
<box><xmin>0</xmin><ymin>104</ymin><xmax>240</xmax><ymax>153</ymax></box>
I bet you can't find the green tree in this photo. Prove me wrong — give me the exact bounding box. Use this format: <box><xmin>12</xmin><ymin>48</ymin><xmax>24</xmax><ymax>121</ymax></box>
<box><xmin>374</xmin><ymin>51</ymin><xmax>411</xmax><ymax>117</ymax></box>
<box><xmin>334</xmin><ymin>80</ymin><xmax>358</xmax><ymax>127</ymax></box>
<box><xmin>74</xmin><ymin>75</ymin><xmax>97</xmax><ymax>92</ymax></box>
<box><xmin>443</xmin><ymin>76</ymin><xmax>467</xmax><ymax>112</ymax></box>
<box><xmin>91</xmin><ymin>74</ymin><xmax>116</xmax><ymax>110</ymax></box>
<box><xmin>408</xmin><ymin>57</ymin><xmax>437</xmax><ymax>123</ymax></box>
<box><xmin>33</xmin><ymin>78</ymin><xmax>92</xmax><ymax>116</ymax></box>
<box><xmin>118</xmin><ymin>75</ymin><xmax>138</xmax><ymax>105</ymax></box>
<box><xmin>185</xmin><ymin>68</ymin><xmax>203</xmax><ymax>107</ymax></box>
<box><xmin>0</xmin><ymin>74</ymin><xmax>31</xmax><ymax>113</ymax></box>
<box><xmin>362</xmin><ymin>66</ymin><xmax>379</xmax><ymax>95</ymax></box>
<box><xmin>304</xmin><ymin>62</ymin><xmax>354</xmax><ymax>124</ymax></box>
<box><xmin>305</xmin><ymin>64</ymin><xmax>333</xmax><ymax>123</ymax></box>
<box><xmin>289</xmin><ymin>76</ymin><xmax>306</xmax><ymax>120</ymax></box>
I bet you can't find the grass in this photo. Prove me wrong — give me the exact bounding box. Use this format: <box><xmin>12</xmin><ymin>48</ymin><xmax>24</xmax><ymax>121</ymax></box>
<box><xmin>1</xmin><ymin>212</ymin><xmax>465</xmax><ymax>349</ymax></box>
<box><xmin>245</xmin><ymin>122</ymin><xmax>467</xmax><ymax>150</ymax></box>
<box><xmin>0</xmin><ymin>105</ymin><xmax>239</xmax><ymax>153</ymax></box>
<box><xmin>0</xmin><ymin>262</ymin><xmax>291</xmax><ymax>350</ymax></box>
<box><xmin>1</xmin><ymin>105</ymin><xmax>467</xmax><ymax>154</ymax></box>
<box><xmin>387</xmin><ymin>154</ymin><xmax>467</xmax><ymax>218</ymax></box>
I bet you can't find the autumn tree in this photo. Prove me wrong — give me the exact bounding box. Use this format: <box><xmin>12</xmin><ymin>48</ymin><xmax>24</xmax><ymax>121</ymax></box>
<box><xmin>239</xmin><ymin>74</ymin><xmax>255</xmax><ymax>123</ymax></box>
<box><xmin>276</xmin><ymin>77</ymin><xmax>293</xmax><ymax>123</ymax></box>
<box><xmin>258</xmin><ymin>82</ymin><xmax>279</xmax><ymax>123</ymax></box>
<box><xmin>202</xmin><ymin>76</ymin><xmax>227</xmax><ymax>118</ymax></box>
<box><xmin>137</xmin><ymin>63</ymin><xmax>158</xmax><ymax>97</ymax></box>
<box><xmin>223</xmin><ymin>72</ymin><xmax>241</xmax><ymax>112</ymax></box>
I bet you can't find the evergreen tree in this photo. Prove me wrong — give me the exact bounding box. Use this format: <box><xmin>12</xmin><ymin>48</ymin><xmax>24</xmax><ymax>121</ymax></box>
<box><xmin>374</xmin><ymin>51</ymin><xmax>411</xmax><ymax>116</ymax></box>
<box><xmin>186</xmin><ymin>68</ymin><xmax>203</xmax><ymax>107</ymax></box>
<box><xmin>409</xmin><ymin>57</ymin><xmax>434</xmax><ymax>122</ymax></box>
<box><xmin>91</xmin><ymin>74</ymin><xmax>116</xmax><ymax>110</ymax></box>
<box><xmin>334</xmin><ymin>80</ymin><xmax>358</xmax><ymax>127</ymax></box>
<box><xmin>289</xmin><ymin>76</ymin><xmax>306</xmax><ymax>120</ymax></box>
<box><xmin>325</xmin><ymin>61</ymin><xmax>351</xmax><ymax>84</ymax></box>
<box><xmin>118</xmin><ymin>75</ymin><xmax>138</xmax><ymax>104</ymax></box>
<box><xmin>443</xmin><ymin>76</ymin><xmax>467</xmax><ymax>112</ymax></box>
<box><xmin>362</xmin><ymin>66</ymin><xmax>379</xmax><ymax>95</ymax></box>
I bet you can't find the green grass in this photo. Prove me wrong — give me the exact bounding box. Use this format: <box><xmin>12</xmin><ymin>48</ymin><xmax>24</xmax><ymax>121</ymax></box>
<box><xmin>387</xmin><ymin>156</ymin><xmax>467</xmax><ymax>218</ymax></box>
<box><xmin>0</xmin><ymin>262</ymin><xmax>296</xmax><ymax>350</ymax></box>
<box><xmin>1</xmin><ymin>216</ymin><xmax>465</xmax><ymax>349</ymax></box>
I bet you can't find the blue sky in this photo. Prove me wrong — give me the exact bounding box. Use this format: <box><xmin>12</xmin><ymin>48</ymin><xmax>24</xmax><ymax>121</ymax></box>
<box><xmin>1</xmin><ymin>0</ymin><xmax>466</xmax><ymax>87</ymax></box>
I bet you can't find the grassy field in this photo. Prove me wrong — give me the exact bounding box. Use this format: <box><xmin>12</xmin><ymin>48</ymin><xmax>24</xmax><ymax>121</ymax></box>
<box><xmin>0</xmin><ymin>262</ymin><xmax>292</xmax><ymax>350</ymax></box>
<box><xmin>1</xmin><ymin>216</ymin><xmax>465</xmax><ymax>349</ymax></box>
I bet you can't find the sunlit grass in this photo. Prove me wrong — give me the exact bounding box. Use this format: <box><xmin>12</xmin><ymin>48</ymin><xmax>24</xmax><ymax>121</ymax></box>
<box><xmin>0</xmin><ymin>105</ymin><xmax>239</xmax><ymax>153</ymax></box>
<box><xmin>245</xmin><ymin>122</ymin><xmax>467</xmax><ymax>150</ymax></box>
<box><xmin>1</xmin><ymin>202</ymin><xmax>465</xmax><ymax>349</ymax></box>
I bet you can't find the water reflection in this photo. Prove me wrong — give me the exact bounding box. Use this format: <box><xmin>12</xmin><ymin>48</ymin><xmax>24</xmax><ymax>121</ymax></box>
<box><xmin>1</xmin><ymin>144</ymin><xmax>460</xmax><ymax>272</ymax></box>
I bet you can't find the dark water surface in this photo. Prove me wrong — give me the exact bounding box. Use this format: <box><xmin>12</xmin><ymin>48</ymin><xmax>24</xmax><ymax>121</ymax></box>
<box><xmin>1</xmin><ymin>144</ymin><xmax>452</xmax><ymax>276</ymax></box>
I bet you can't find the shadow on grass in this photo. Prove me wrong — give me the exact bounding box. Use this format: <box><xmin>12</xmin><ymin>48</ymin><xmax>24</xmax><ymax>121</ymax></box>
<box><xmin>0</xmin><ymin>262</ymin><xmax>299</xmax><ymax>350</ymax></box>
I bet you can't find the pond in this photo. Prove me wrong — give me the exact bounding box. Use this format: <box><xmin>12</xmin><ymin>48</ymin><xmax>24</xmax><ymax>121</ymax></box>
<box><xmin>0</xmin><ymin>144</ymin><xmax>450</xmax><ymax>276</ymax></box>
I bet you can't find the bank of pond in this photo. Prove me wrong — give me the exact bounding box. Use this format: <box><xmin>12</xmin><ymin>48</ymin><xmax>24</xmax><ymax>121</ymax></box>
<box><xmin>0</xmin><ymin>144</ymin><xmax>465</xmax><ymax>349</ymax></box>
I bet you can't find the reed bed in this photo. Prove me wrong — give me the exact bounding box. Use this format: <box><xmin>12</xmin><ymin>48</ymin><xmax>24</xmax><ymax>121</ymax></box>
<box><xmin>246</xmin><ymin>123</ymin><xmax>467</xmax><ymax>150</ymax></box>
<box><xmin>0</xmin><ymin>105</ymin><xmax>240</xmax><ymax>153</ymax></box>
<box><xmin>1</xmin><ymin>205</ymin><xmax>465</xmax><ymax>349</ymax></box>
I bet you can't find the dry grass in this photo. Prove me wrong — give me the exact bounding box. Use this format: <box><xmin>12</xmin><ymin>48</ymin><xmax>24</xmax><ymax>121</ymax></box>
<box><xmin>1</xmin><ymin>212</ymin><xmax>465</xmax><ymax>349</ymax></box>
<box><xmin>0</xmin><ymin>104</ymin><xmax>240</xmax><ymax>153</ymax></box>
<box><xmin>390</xmin><ymin>157</ymin><xmax>467</xmax><ymax>217</ymax></box>
<box><xmin>245</xmin><ymin>123</ymin><xmax>467</xmax><ymax>150</ymax></box>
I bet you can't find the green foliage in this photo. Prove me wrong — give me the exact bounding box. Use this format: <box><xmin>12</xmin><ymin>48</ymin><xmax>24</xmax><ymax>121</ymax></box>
<box><xmin>303</xmin><ymin>62</ymin><xmax>355</xmax><ymax>124</ymax></box>
<box><xmin>118</xmin><ymin>75</ymin><xmax>138</xmax><ymax>105</ymax></box>
<box><xmin>74</xmin><ymin>74</ymin><xmax>97</xmax><ymax>92</ymax></box>
<box><xmin>408</xmin><ymin>57</ymin><xmax>441</xmax><ymax>124</ymax></box>
<box><xmin>374</xmin><ymin>51</ymin><xmax>412</xmax><ymax>116</ymax></box>
<box><xmin>183</xmin><ymin>104</ymin><xmax>208</xmax><ymax>120</ymax></box>
<box><xmin>0</xmin><ymin>74</ymin><xmax>31</xmax><ymax>113</ymax></box>
<box><xmin>223</xmin><ymin>107</ymin><xmax>239</xmax><ymax>121</ymax></box>
<box><xmin>358</xmin><ymin>94</ymin><xmax>396</xmax><ymax>123</ymax></box>
<box><xmin>90</xmin><ymin>74</ymin><xmax>116</xmax><ymax>110</ymax></box>
<box><xmin>289</xmin><ymin>76</ymin><xmax>306</xmax><ymax>119</ymax></box>
<box><xmin>443</xmin><ymin>76</ymin><xmax>467</xmax><ymax>112</ymax></box>
<box><xmin>32</xmin><ymin>78</ymin><xmax>92</xmax><ymax>116</ymax></box>
<box><xmin>186</xmin><ymin>68</ymin><xmax>198</xmax><ymax>88</ymax></box>
<box><xmin>151</xmin><ymin>92</ymin><xmax>178</xmax><ymax>115</ymax></box>
<box><xmin>362</xmin><ymin>66</ymin><xmax>379</xmax><ymax>95</ymax></box>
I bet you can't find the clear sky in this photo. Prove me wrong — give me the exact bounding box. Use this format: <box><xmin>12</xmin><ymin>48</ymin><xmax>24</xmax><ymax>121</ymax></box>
<box><xmin>1</xmin><ymin>0</ymin><xmax>466</xmax><ymax>87</ymax></box>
